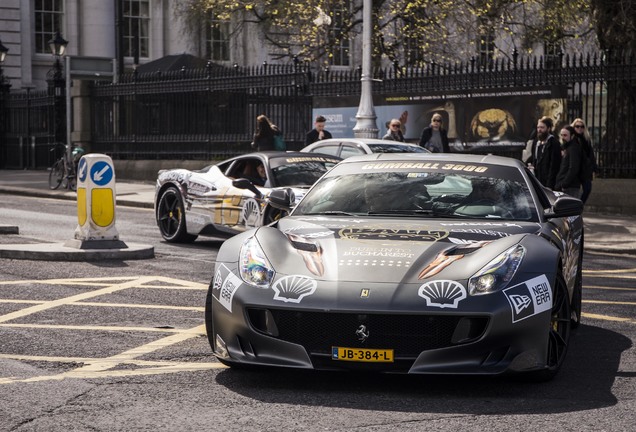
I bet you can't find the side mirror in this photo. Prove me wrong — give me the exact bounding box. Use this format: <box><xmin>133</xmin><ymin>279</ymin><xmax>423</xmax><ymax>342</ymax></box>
<box><xmin>232</xmin><ymin>178</ymin><xmax>262</xmax><ymax>199</ymax></box>
<box><xmin>545</xmin><ymin>195</ymin><xmax>583</xmax><ymax>219</ymax></box>
<box><xmin>268</xmin><ymin>188</ymin><xmax>295</xmax><ymax>212</ymax></box>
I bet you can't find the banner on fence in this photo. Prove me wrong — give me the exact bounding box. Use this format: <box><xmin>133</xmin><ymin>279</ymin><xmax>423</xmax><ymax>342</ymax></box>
<box><xmin>313</xmin><ymin>86</ymin><xmax>568</xmax><ymax>152</ymax></box>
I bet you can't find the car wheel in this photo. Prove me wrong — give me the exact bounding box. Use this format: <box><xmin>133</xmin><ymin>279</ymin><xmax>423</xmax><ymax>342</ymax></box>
<box><xmin>530</xmin><ymin>272</ymin><xmax>571</xmax><ymax>381</ymax></box>
<box><xmin>204</xmin><ymin>285</ymin><xmax>215</xmax><ymax>351</ymax></box>
<box><xmin>571</xmin><ymin>236</ymin><xmax>584</xmax><ymax>328</ymax></box>
<box><xmin>156</xmin><ymin>186</ymin><xmax>198</xmax><ymax>243</ymax></box>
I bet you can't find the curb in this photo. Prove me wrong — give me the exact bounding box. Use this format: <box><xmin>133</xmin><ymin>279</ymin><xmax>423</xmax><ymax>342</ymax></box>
<box><xmin>0</xmin><ymin>242</ymin><xmax>155</xmax><ymax>261</ymax></box>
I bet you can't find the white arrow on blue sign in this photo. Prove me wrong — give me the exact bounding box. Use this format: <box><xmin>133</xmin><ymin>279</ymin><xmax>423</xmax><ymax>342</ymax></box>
<box><xmin>78</xmin><ymin>158</ymin><xmax>88</xmax><ymax>183</ymax></box>
<box><xmin>90</xmin><ymin>161</ymin><xmax>113</xmax><ymax>186</ymax></box>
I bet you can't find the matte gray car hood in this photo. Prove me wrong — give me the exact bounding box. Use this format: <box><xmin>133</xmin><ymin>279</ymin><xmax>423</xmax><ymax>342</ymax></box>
<box><xmin>266</xmin><ymin>216</ymin><xmax>542</xmax><ymax>283</ymax></box>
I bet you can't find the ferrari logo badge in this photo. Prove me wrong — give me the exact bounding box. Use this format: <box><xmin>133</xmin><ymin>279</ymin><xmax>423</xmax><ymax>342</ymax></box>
<box><xmin>360</xmin><ymin>289</ymin><xmax>370</xmax><ymax>298</ymax></box>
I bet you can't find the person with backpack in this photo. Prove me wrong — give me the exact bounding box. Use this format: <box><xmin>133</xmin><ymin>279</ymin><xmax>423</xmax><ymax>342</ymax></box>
<box><xmin>252</xmin><ymin>114</ymin><xmax>285</xmax><ymax>151</ymax></box>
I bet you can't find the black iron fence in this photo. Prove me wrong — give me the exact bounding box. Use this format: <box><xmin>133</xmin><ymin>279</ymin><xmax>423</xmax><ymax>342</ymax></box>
<box><xmin>1</xmin><ymin>51</ymin><xmax>635</xmax><ymax>177</ymax></box>
<box><xmin>90</xmin><ymin>62</ymin><xmax>313</xmax><ymax>159</ymax></box>
<box><xmin>1</xmin><ymin>87</ymin><xmax>63</xmax><ymax>170</ymax></box>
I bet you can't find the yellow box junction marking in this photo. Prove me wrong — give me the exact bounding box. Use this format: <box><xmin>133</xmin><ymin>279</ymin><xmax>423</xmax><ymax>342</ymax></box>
<box><xmin>0</xmin><ymin>276</ymin><xmax>225</xmax><ymax>385</ymax></box>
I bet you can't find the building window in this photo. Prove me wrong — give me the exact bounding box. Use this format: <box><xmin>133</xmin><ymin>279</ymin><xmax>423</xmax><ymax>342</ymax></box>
<box><xmin>477</xmin><ymin>18</ymin><xmax>495</xmax><ymax>68</ymax></box>
<box><xmin>123</xmin><ymin>0</ymin><xmax>150</xmax><ymax>59</ymax></box>
<box><xmin>404</xmin><ymin>36</ymin><xmax>424</xmax><ymax>67</ymax></box>
<box><xmin>34</xmin><ymin>0</ymin><xmax>64</xmax><ymax>54</ymax></box>
<box><xmin>329</xmin><ymin>5</ymin><xmax>350</xmax><ymax>67</ymax></box>
<box><xmin>206</xmin><ymin>16</ymin><xmax>230</xmax><ymax>61</ymax></box>
<box><xmin>544</xmin><ymin>41</ymin><xmax>562</xmax><ymax>68</ymax></box>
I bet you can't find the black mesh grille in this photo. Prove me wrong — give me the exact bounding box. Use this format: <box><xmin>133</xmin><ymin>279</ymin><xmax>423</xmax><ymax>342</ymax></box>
<box><xmin>249</xmin><ymin>309</ymin><xmax>488</xmax><ymax>359</ymax></box>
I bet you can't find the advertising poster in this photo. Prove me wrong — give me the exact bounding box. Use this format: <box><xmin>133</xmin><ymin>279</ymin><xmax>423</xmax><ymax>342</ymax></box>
<box><xmin>313</xmin><ymin>87</ymin><xmax>567</xmax><ymax>153</ymax></box>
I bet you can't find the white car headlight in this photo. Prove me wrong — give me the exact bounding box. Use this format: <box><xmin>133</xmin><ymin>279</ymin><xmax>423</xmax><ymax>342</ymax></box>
<box><xmin>468</xmin><ymin>244</ymin><xmax>525</xmax><ymax>295</ymax></box>
<box><xmin>239</xmin><ymin>237</ymin><xmax>275</xmax><ymax>288</ymax></box>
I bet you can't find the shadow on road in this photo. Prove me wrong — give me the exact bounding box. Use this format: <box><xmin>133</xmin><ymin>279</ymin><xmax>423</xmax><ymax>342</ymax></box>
<box><xmin>215</xmin><ymin>323</ymin><xmax>630</xmax><ymax>414</ymax></box>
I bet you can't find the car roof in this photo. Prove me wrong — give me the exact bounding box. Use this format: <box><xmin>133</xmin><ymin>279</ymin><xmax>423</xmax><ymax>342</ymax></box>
<box><xmin>339</xmin><ymin>152</ymin><xmax>525</xmax><ymax>168</ymax></box>
<box><xmin>224</xmin><ymin>151</ymin><xmax>342</xmax><ymax>164</ymax></box>
<box><xmin>301</xmin><ymin>138</ymin><xmax>425</xmax><ymax>156</ymax></box>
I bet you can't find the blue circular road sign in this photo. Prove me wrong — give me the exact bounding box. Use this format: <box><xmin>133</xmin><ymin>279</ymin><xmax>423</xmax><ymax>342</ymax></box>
<box><xmin>90</xmin><ymin>161</ymin><xmax>113</xmax><ymax>186</ymax></box>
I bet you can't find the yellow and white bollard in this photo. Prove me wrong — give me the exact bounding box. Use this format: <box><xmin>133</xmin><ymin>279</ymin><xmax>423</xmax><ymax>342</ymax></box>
<box><xmin>71</xmin><ymin>153</ymin><xmax>126</xmax><ymax>248</ymax></box>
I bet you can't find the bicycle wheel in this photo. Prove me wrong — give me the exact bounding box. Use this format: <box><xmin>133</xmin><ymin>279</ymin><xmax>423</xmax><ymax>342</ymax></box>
<box><xmin>48</xmin><ymin>159</ymin><xmax>65</xmax><ymax>190</ymax></box>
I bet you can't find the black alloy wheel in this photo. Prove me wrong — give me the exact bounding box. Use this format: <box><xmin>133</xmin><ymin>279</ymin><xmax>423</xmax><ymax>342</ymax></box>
<box><xmin>532</xmin><ymin>272</ymin><xmax>571</xmax><ymax>381</ymax></box>
<box><xmin>156</xmin><ymin>186</ymin><xmax>197</xmax><ymax>243</ymax></box>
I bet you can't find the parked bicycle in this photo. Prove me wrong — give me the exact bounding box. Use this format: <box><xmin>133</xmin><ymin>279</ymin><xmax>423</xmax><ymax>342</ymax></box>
<box><xmin>48</xmin><ymin>143</ymin><xmax>85</xmax><ymax>191</ymax></box>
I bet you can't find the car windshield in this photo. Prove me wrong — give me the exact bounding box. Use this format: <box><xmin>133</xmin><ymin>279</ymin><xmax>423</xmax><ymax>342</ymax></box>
<box><xmin>367</xmin><ymin>143</ymin><xmax>427</xmax><ymax>153</ymax></box>
<box><xmin>294</xmin><ymin>165</ymin><xmax>538</xmax><ymax>221</ymax></box>
<box><xmin>269</xmin><ymin>156</ymin><xmax>341</xmax><ymax>187</ymax></box>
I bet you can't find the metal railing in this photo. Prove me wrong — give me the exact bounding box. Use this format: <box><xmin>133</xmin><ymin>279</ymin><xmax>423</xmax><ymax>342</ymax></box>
<box><xmin>1</xmin><ymin>51</ymin><xmax>635</xmax><ymax>177</ymax></box>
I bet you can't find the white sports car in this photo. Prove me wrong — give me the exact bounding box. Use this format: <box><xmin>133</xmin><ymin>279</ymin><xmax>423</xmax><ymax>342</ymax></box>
<box><xmin>154</xmin><ymin>151</ymin><xmax>341</xmax><ymax>242</ymax></box>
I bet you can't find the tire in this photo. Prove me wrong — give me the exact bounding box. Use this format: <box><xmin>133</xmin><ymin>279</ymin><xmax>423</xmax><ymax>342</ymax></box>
<box><xmin>530</xmin><ymin>272</ymin><xmax>572</xmax><ymax>381</ymax></box>
<box><xmin>571</xmin><ymin>240</ymin><xmax>584</xmax><ymax>328</ymax></box>
<box><xmin>156</xmin><ymin>186</ymin><xmax>198</xmax><ymax>243</ymax></box>
<box><xmin>204</xmin><ymin>285</ymin><xmax>216</xmax><ymax>351</ymax></box>
<box><xmin>48</xmin><ymin>159</ymin><xmax>64</xmax><ymax>190</ymax></box>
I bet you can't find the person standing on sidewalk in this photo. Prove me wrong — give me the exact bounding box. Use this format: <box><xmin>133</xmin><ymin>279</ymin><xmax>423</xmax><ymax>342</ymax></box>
<box><xmin>419</xmin><ymin>113</ymin><xmax>450</xmax><ymax>153</ymax></box>
<box><xmin>555</xmin><ymin>125</ymin><xmax>583</xmax><ymax>198</ymax></box>
<box><xmin>382</xmin><ymin>119</ymin><xmax>406</xmax><ymax>142</ymax></box>
<box><xmin>571</xmin><ymin>118</ymin><xmax>596</xmax><ymax>203</ymax></box>
<box><xmin>252</xmin><ymin>114</ymin><xmax>282</xmax><ymax>151</ymax></box>
<box><xmin>530</xmin><ymin>116</ymin><xmax>561</xmax><ymax>189</ymax></box>
<box><xmin>305</xmin><ymin>115</ymin><xmax>332</xmax><ymax>145</ymax></box>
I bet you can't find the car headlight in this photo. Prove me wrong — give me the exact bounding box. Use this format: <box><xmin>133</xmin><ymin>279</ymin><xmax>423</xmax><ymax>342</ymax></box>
<box><xmin>468</xmin><ymin>244</ymin><xmax>525</xmax><ymax>295</ymax></box>
<box><xmin>239</xmin><ymin>237</ymin><xmax>275</xmax><ymax>288</ymax></box>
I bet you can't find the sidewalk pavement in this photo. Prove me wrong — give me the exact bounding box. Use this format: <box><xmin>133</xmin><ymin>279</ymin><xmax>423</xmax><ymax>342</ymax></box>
<box><xmin>1</xmin><ymin>169</ymin><xmax>636</xmax><ymax>258</ymax></box>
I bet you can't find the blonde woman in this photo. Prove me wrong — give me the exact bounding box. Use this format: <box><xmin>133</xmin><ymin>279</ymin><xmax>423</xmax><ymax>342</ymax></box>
<box><xmin>571</xmin><ymin>118</ymin><xmax>597</xmax><ymax>203</ymax></box>
<box><xmin>419</xmin><ymin>113</ymin><xmax>450</xmax><ymax>152</ymax></box>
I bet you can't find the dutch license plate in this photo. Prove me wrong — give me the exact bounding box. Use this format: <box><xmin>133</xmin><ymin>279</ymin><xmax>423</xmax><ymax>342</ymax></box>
<box><xmin>332</xmin><ymin>347</ymin><xmax>394</xmax><ymax>363</ymax></box>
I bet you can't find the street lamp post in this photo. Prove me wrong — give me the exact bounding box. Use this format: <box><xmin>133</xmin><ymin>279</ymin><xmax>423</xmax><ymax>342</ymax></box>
<box><xmin>353</xmin><ymin>0</ymin><xmax>378</xmax><ymax>138</ymax></box>
<box><xmin>46</xmin><ymin>31</ymin><xmax>69</xmax><ymax>165</ymax></box>
<box><xmin>0</xmin><ymin>38</ymin><xmax>11</xmax><ymax>168</ymax></box>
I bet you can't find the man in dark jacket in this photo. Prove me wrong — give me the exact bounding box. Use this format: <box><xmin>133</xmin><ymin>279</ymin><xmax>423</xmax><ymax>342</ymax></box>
<box><xmin>418</xmin><ymin>113</ymin><xmax>450</xmax><ymax>153</ymax></box>
<box><xmin>555</xmin><ymin>125</ymin><xmax>583</xmax><ymax>198</ymax></box>
<box><xmin>530</xmin><ymin>116</ymin><xmax>561</xmax><ymax>189</ymax></box>
<box><xmin>305</xmin><ymin>115</ymin><xmax>333</xmax><ymax>145</ymax></box>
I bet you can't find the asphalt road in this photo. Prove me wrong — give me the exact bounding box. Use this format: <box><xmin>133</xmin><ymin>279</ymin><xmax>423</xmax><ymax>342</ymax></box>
<box><xmin>1</xmin><ymin>195</ymin><xmax>635</xmax><ymax>431</ymax></box>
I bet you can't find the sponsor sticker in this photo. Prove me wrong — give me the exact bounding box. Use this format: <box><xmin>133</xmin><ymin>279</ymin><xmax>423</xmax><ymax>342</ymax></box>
<box><xmin>212</xmin><ymin>264</ymin><xmax>242</xmax><ymax>312</ymax></box>
<box><xmin>272</xmin><ymin>275</ymin><xmax>317</xmax><ymax>303</ymax></box>
<box><xmin>503</xmin><ymin>275</ymin><xmax>552</xmax><ymax>323</ymax></box>
<box><xmin>418</xmin><ymin>280</ymin><xmax>467</xmax><ymax>309</ymax></box>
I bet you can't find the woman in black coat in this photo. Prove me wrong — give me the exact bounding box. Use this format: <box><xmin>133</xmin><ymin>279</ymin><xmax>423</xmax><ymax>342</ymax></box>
<box><xmin>252</xmin><ymin>114</ymin><xmax>282</xmax><ymax>151</ymax></box>
<box><xmin>555</xmin><ymin>125</ymin><xmax>583</xmax><ymax>198</ymax></box>
<box><xmin>418</xmin><ymin>113</ymin><xmax>450</xmax><ymax>153</ymax></box>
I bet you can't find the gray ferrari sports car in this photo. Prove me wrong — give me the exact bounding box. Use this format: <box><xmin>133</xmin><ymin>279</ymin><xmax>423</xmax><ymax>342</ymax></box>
<box><xmin>206</xmin><ymin>153</ymin><xmax>584</xmax><ymax>379</ymax></box>
<box><xmin>154</xmin><ymin>152</ymin><xmax>341</xmax><ymax>242</ymax></box>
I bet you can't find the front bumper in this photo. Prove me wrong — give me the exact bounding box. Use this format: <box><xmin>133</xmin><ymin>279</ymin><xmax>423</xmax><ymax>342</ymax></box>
<box><xmin>210</xmin><ymin>273</ymin><xmax>552</xmax><ymax>375</ymax></box>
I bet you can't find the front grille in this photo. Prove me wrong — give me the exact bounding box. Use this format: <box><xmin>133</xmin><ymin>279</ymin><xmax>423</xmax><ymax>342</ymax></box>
<box><xmin>248</xmin><ymin>309</ymin><xmax>488</xmax><ymax>359</ymax></box>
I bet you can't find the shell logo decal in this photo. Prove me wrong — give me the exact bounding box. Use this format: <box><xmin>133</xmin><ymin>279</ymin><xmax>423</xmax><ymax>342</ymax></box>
<box><xmin>272</xmin><ymin>275</ymin><xmax>317</xmax><ymax>303</ymax></box>
<box><xmin>418</xmin><ymin>280</ymin><xmax>467</xmax><ymax>309</ymax></box>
